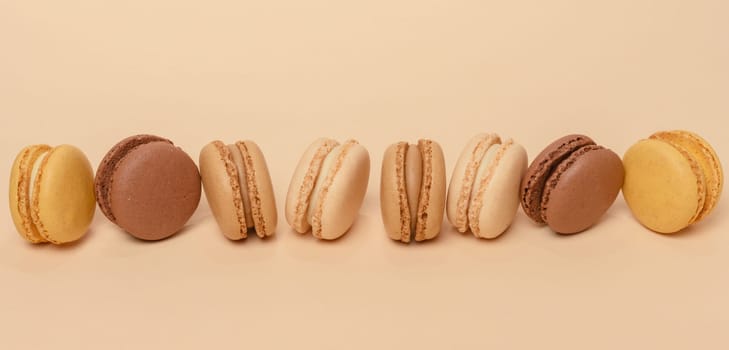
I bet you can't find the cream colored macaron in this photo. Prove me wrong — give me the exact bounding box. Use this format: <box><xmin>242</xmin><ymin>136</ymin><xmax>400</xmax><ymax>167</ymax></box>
<box><xmin>9</xmin><ymin>144</ymin><xmax>96</xmax><ymax>244</ymax></box>
<box><xmin>285</xmin><ymin>138</ymin><xmax>370</xmax><ymax>240</ymax></box>
<box><xmin>446</xmin><ymin>134</ymin><xmax>528</xmax><ymax>239</ymax></box>
<box><xmin>381</xmin><ymin>139</ymin><xmax>446</xmax><ymax>243</ymax></box>
<box><xmin>199</xmin><ymin>140</ymin><xmax>277</xmax><ymax>240</ymax></box>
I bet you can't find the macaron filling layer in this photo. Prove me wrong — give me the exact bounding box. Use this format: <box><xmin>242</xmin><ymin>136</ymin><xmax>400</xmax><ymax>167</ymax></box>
<box><xmin>21</xmin><ymin>147</ymin><xmax>51</xmax><ymax>242</ymax></box>
<box><xmin>291</xmin><ymin>139</ymin><xmax>339</xmax><ymax>233</ymax></box>
<box><xmin>467</xmin><ymin>139</ymin><xmax>513</xmax><ymax>236</ymax></box>
<box><xmin>308</xmin><ymin>140</ymin><xmax>359</xmax><ymax>238</ymax></box>
<box><xmin>227</xmin><ymin>143</ymin><xmax>254</xmax><ymax>229</ymax></box>
<box><xmin>453</xmin><ymin>134</ymin><xmax>501</xmax><ymax>232</ymax></box>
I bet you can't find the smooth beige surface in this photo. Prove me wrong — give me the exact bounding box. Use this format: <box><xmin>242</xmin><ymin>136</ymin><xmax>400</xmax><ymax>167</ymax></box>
<box><xmin>2</xmin><ymin>0</ymin><xmax>729</xmax><ymax>348</ymax></box>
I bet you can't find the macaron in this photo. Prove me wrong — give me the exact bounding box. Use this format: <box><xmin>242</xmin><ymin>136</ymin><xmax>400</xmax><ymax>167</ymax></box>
<box><xmin>446</xmin><ymin>133</ymin><xmax>527</xmax><ymax>239</ymax></box>
<box><xmin>623</xmin><ymin>130</ymin><xmax>723</xmax><ymax>233</ymax></box>
<box><xmin>9</xmin><ymin>144</ymin><xmax>95</xmax><ymax>244</ymax></box>
<box><xmin>199</xmin><ymin>140</ymin><xmax>277</xmax><ymax>240</ymax></box>
<box><xmin>520</xmin><ymin>134</ymin><xmax>623</xmax><ymax>234</ymax></box>
<box><xmin>285</xmin><ymin>138</ymin><xmax>370</xmax><ymax>240</ymax></box>
<box><xmin>381</xmin><ymin>139</ymin><xmax>446</xmax><ymax>243</ymax></box>
<box><xmin>95</xmin><ymin>134</ymin><xmax>201</xmax><ymax>241</ymax></box>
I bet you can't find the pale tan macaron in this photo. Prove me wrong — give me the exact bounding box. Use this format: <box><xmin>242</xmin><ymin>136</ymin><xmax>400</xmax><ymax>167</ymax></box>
<box><xmin>380</xmin><ymin>139</ymin><xmax>446</xmax><ymax>243</ymax></box>
<box><xmin>199</xmin><ymin>140</ymin><xmax>277</xmax><ymax>240</ymax></box>
<box><xmin>9</xmin><ymin>144</ymin><xmax>96</xmax><ymax>244</ymax></box>
<box><xmin>285</xmin><ymin>138</ymin><xmax>370</xmax><ymax>240</ymax></box>
<box><xmin>446</xmin><ymin>133</ymin><xmax>528</xmax><ymax>239</ymax></box>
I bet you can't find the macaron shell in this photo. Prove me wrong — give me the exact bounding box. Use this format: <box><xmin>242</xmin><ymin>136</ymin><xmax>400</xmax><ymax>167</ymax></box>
<box><xmin>32</xmin><ymin>145</ymin><xmax>95</xmax><ymax>244</ymax></box>
<box><xmin>9</xmin><ymin>145</ymin><xmax>51</xmax><ymax>243</ymax></box>
<box><xmin>542</xmin><ymin>147</ymin><xmax>624</xmax><ymax>234</ymax></box>
<box><xmin>95</xmin><ymin>134</ymin><xmax>171</xmax><ymax>223</ymax></box>
<box><xmin>380</xmin><ymin>142</ymin><xmax>409</xmax><ymax>241</ymax></box>
<box><xmin>312</xmin><ymin>142</ymin><xmax>370</xmax><ymax>240</ymax></box>
<box><xmin>471</xmin><ymin>143</ymin><xmax>527</xmax><ymax>239</ymax></box>
<box><xmin>446</xmin><ymin>133</ymin><xmax>500</xmax><ymax>232</ymax></box>
<box><xmin>623</xmin><ymin>139</ymin><xmax>704</xmax><ymax>233</ymax></box>
<box><xmin>199</xmin><ymin>142</ymin><xmax>247</xmax><ymax>240</ymax></box>
<box><xmin>520</xmin><ymin>135</ymin><xmax>596</xmax><ymax>224</ymax></box>
<box><xmin>414</xmin><ymin>140</ymin><xmax>446</xmax><ymax>241</ymax></box>
<box><xmin>285</xmin><ymin>138</ymin><xmax>339</xmax><ymax>234</ymax></box>
<box><xmin>238</xmin><ymin>141</ymin><xmax>277</xmax><ymax>237</ymax></box>
<box><xmin>651</xmin><ymin>130</ymin><xmax>723</xmax><ymax>221</ymax></box>
<box><xmin>110</xmin><ymin>141</ymin><xmax>201</xmax><ymax>240</ymax></box>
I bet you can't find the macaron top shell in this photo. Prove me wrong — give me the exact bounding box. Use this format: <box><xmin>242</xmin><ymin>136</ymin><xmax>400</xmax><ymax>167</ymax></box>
<box><xmin>520</xmin><ymin>134</ymin><xmax>595</xmax><ymax>224</ymax></box>
<box><xmin>95</xmin><ymin>135</ymin><xmax>201</xmax><ymax>241</ymax></box>
<box><xmin>95</xmin><ymin>134</ymin><xmax>171</xmax><ymax>223</ymax></box>
<box><xmin>623</xmin><ymin>138</ymin><xmax>706</xmax><ymax>233</ymax></box>
<box><xmin>540</xmin><ymin>145</ymin><xmax>624</xmax><ymax>234</ymax></box>
<box><xmin>10</xmin><ymin>144</ymin><xmax>95</xmax><ymax>244</ymax></box>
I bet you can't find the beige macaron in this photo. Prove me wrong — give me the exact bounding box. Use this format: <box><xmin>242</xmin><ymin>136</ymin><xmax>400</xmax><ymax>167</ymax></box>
<box><xmin>199</xmin><ymin>140</ymin><xmax>277</xmax><ymax>240</ymax></box>
<box><xmin>285</xmin><ymin>138</ymin><xmax>370</xmax><ymax>240</ymax></box>
<box><xmin>446</xmin><ymin>133</ymin><xmax>528</xmax><ymax>239</ymax></box>
<box><xmin>381</xmin><ymin>139</ymin><xmax>446</xmax><ymax>243</ymax></box>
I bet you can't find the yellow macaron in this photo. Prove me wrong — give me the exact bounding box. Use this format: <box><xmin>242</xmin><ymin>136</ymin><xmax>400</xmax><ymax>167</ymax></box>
<box><xmin>622</xmin><ymin>130</ymin><xmax>723</xmax><ymax>234</ymax></box>
<box><xmin>9</xmin><ymin>144</ymin><xmax>96</xmax><ymax>244</ymax></box>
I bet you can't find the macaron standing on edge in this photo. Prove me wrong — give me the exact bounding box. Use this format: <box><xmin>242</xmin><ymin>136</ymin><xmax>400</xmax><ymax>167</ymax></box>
<box><xmin>285</xmin><ymin>138</ymin><xmax>370</xmax><ymax>240</ymax></box>
<box><xmin>622</xmin><ymin>130</ymin><xmax>723</xmax><ymax>234</ymax></box>
<box><xmin>381</xmin><ymin>139</ymin><xmax>446</xmax><ymax>243</ymax></box>
<box><xmin>199</xmin><ymin>140</ymin><xmax>277</xmax><ymax>240</ymax></box>
<box><xmin>520</xmin><ymin>134</ymin><xmax>624</xmax><ymax>234</ymax></box>
<box><xmin>9</xmin><ymin>144</ymin><xmax>96</xmax><ymax>244</ymax></box>
<box><xmin>446</xmin><ymin>133</ymin><xmax>528</xmax><ymax>239</ymax></box>
<box><xmin>94</xmin><ymin>134</ymin><xmax>201</xmax><ymax>241</ymax></box>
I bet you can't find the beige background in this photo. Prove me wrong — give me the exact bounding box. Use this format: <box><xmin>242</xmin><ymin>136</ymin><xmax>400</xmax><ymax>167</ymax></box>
<box><xmin>1</xmin><ymin>0</ymin><xmax>728</xmax><ymax>348</ymax></box>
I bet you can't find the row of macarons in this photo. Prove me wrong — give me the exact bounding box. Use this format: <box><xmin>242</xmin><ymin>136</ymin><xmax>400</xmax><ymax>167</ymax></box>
<box><xmin>9</xmin><ymin>130</ymin><xmax>722</xmax><ymax>245</ymax></box>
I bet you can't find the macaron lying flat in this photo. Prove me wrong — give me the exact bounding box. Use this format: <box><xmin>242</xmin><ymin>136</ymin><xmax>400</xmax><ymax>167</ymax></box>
<box><xmin>446</xmin><ymin>133</ymin><xmax>528</xmax><ymax>239</ymax></box>
<box><xmin>9</xmin><ymin>144</ymin><xmax>95</xmax><ymax>244</ymax></box>
<box><xmin>95</xmin><ymin>134</ymin><xmax>201</xmax><ymax>241</ymax></box>
<box><xmin>520</xmin><ymin>134</ymin><xmax>623</xmax><ymax>234</ymax></box>
<box><xmin>285</xmin><ymin>138</ymin><xmax>370</xmax><ymax>240</ymax></box>
<box><xmin>381</xmin><ymin>139</ymin><xmax>446</xmax><ymax>243</ymax></box>
<box><xmin>623</xmin><ymin>130</ymin><xmax>723</xmax><ymax>233</ymax></box>
<box><xmin>199</xmin><ymin>140</ymin><xmax>277</xmax><ymax>240</ymax></box>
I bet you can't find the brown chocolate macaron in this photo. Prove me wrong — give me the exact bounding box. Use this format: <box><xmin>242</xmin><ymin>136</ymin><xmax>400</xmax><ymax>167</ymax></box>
<box><xmin>95</xmin><ymin>134</ymin><xmax>201</xmax><ymax>240</ymax></box>
<box><xmin>520</xmin><ymin>134</ymin><xmax>623</xmax><ymax>234</ymax></box>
